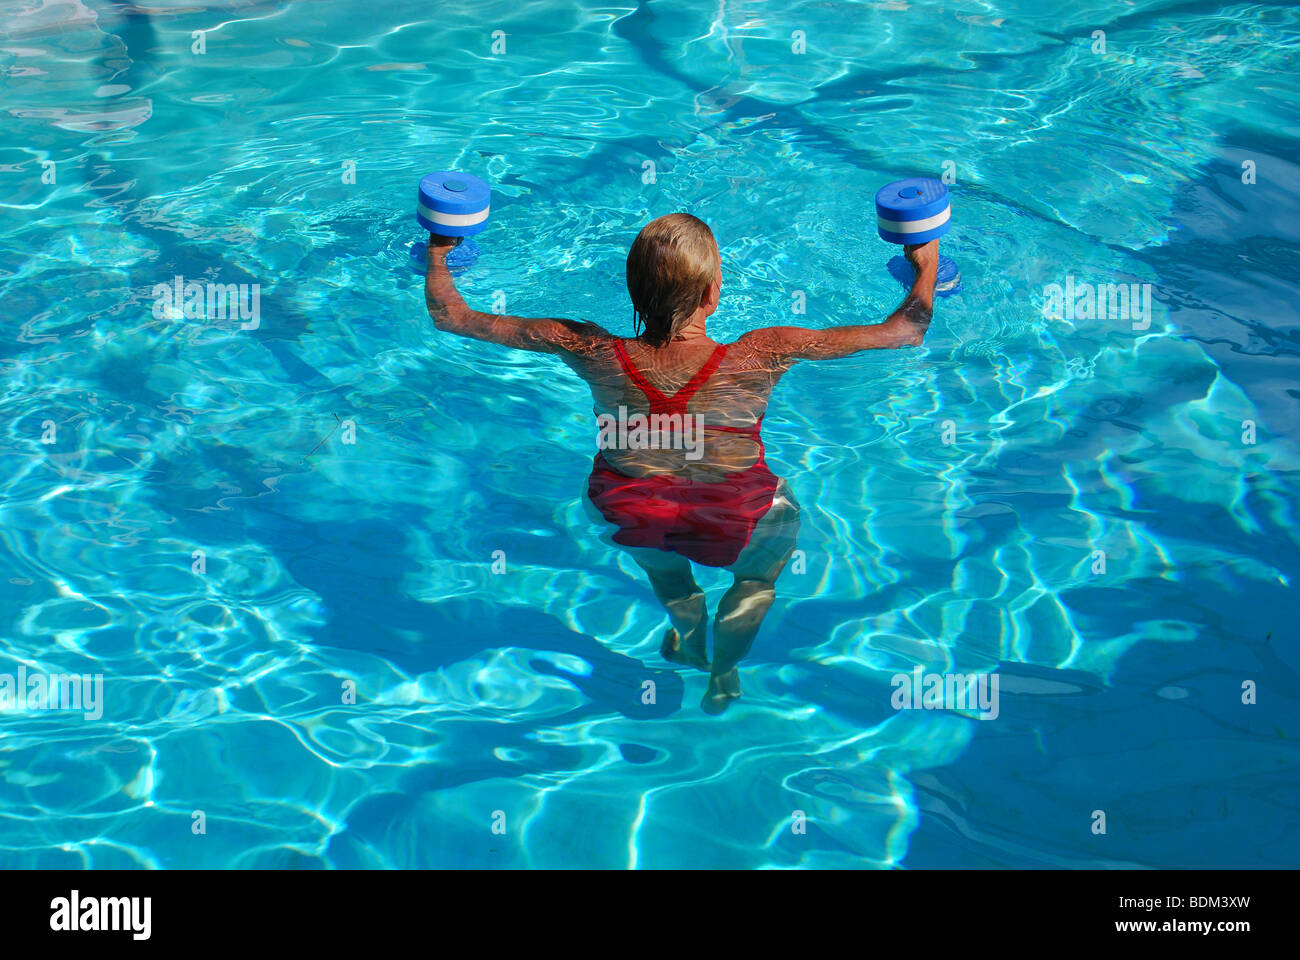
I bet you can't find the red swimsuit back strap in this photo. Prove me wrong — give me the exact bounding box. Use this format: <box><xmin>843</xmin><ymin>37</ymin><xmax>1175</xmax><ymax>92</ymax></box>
<box><xmin>611</xmin><ymin>340</ymin><xmax>668</xmax><ymax>406</ymax></box>
<box><xmin>612</xmin><ymin>341</ymin><xmax>729</xmax><ymax>413</ymax></box>
<box><xmin>671</xmin><ymin>344</ymin><xmax>728</xmax><ymax>407</ymax></box>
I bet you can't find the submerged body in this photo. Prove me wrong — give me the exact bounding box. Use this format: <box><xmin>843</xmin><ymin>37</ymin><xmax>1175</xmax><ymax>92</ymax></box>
<box><xmin>586</xmin><ymin>338</ymin><xmax>783</xmax><ymax>568</ymax></box>
<box><xmin>424</xmin><ymin>214</ymin><xmax>938</xmax><ymax>712</ymax></box>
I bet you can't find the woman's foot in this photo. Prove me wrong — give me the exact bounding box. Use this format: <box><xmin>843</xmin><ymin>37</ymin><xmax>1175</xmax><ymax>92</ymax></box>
<box><xmin>701</xmin><ymin>667</ymin><xmax>741</xmax><ymax>714</ymax></box>
<box><xmin>660</xmin><ymin>628</ymin><xmax>710</xmax><ymax>671</ymax></box>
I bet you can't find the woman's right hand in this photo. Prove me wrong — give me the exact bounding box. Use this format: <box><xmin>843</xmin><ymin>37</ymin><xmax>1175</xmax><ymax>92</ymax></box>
<box><xmin>427</xmin><ymin>233</ymin><xmax>463</xmax><ymax>253</ymax></box>
<box><xmin>903</xmin><ymin>238</ymin><xmax>939</xmax><ymax>274</ymax></box>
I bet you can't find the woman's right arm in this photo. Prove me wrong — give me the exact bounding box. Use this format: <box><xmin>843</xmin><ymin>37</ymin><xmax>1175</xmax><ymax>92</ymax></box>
<box><xmin>424</xmin><ymin>235</ymin><xmax>608</xmax><ymax>355</ymax></box>
<box><xmin>741</xmin><ymin>240</ymin><xmax>939</xmax><ymax>361</ymax></box>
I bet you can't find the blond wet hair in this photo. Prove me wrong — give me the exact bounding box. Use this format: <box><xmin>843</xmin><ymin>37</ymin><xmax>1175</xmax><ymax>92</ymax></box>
<box><xmin>625</xmin><ymin>213</ymin><xmax>720</xmax><ymax>347</ymax></box>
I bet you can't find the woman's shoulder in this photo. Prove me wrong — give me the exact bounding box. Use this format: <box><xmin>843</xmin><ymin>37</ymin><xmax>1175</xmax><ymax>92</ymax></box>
<box><xmin>723</xmin><ymin>330</ymin><xmax>790</xmax><ymax>372</ymax></box>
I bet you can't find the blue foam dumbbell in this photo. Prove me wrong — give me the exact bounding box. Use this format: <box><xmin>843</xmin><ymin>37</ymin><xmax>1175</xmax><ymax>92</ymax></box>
<box><xmin>410</xmin><ymin>170</ymin><xmax>490</xmax><ymax>276</ymax></box>
<box><xmin>417</xmin><ymin>171</ymin><xmax>490</xmax><ymax>236</ymax></box>
<box><xmin>876</xmin><ymin>176</ymin><xmax>961</xmax><ymax>297</ymax></box>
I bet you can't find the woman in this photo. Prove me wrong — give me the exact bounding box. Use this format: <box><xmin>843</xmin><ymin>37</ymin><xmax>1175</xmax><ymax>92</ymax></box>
<box><xmin>425</xmin><ymin>213</ymin><xmax>939</xmax><ymax>712</ymax></box>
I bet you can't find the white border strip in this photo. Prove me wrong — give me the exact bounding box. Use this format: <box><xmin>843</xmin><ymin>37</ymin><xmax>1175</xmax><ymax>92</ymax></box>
<box><xmin>417</xmin><ymin>203</ymin><xmax>490</xmax><ymax>227</ymax></box>
<box><xmin>877</xmin><ymin>206</ymin><xmax>950</xmax><ymax>234</ymax></box>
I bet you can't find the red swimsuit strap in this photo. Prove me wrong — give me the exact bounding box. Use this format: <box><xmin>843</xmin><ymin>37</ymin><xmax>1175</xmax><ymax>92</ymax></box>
<box><xmin>611</xmin><ymin>340</ymin><xmax>668</xmax><ymax>406</ymax></box>
<box><xmin>671</xmin><ymin>343</ymin><xmax>728</xmax><ymax>408</ymax></box>
<box><xmin>608</xmin><ymin>341</ymin><xmax>762</xmax><ymax>440</ymax></box>
<box><xmin>612</xmin><ymin>341</ymin><xmax>729</xmax><ymax>415</ymax></box>
<box><xmin>710</xmin><ymin>417</ymin><xmax>764</xmax><ymax>437</ymax></box>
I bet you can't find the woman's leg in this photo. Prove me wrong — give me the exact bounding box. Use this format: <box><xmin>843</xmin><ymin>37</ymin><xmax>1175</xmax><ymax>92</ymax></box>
<box><xmin>624</xmin><ymin>545</ymin><xmax>711</xmax><ymax>670</ymax></box>
<box><xmin>706</xmin><ymin>481</ymin><xmax>801</xmax><ymax>713</ymax></box>
<box><xmin>583</xmin><ymin>486</ymin><xmax>711</xmax><ymax>670</ymax></box>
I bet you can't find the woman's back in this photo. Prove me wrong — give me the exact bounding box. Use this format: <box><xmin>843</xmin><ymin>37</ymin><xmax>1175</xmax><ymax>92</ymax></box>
<box><xmin>575</xmin><ymin>335</ymin><xmax>779</xmax><ymax>481</ymax></box>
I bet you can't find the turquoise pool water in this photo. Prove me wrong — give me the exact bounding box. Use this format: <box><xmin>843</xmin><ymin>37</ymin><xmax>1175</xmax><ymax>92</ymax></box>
<box><xmin>1</xmin><ymin>0</ymin><xmax>1297</xmax><ymax>869</ymax></box>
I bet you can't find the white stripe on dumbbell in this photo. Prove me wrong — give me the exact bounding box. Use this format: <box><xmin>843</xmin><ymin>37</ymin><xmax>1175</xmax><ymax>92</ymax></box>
<box><xmin>417</xmin><ymin>203</ymin><xmax>490</xmax><ymax>227</ymax></box>
<box><xmin>877</xmin><ymin>206</ymin><xmax>950</xmax><ymax>233</ymax></box>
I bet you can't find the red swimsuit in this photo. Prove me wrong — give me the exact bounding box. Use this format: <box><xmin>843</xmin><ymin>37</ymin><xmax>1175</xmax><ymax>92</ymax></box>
<box><xmin>586</xmin><ymin>341</ymin><xmax>779</xmax><ymax>568</ymax></box>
